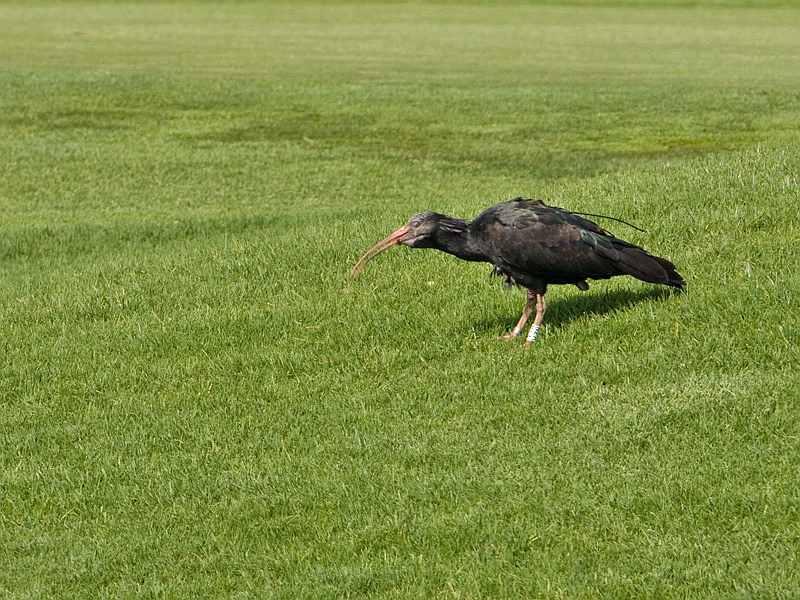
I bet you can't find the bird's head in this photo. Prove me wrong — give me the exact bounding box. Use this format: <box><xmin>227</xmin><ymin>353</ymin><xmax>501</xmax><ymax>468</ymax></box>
<box><xmin>350</xmin><ymin>211</ymin><xmax>449</xmax><ymax>278</ymax></box>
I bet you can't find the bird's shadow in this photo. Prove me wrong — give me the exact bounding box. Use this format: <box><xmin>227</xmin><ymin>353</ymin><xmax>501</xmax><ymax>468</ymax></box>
<box><xmin>473</xmin><ymin>286</ymin><xmax>681</xmax><ymax>336</ymax></box>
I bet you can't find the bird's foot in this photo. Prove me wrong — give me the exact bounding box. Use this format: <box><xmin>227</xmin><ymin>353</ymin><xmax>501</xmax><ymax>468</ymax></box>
<box><xmin>502</xmin><ymin>326</ymin><xmax>523</xmax><ymax>340</ymax></box>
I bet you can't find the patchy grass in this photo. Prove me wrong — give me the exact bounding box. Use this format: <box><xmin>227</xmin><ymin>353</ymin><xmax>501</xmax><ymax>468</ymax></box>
<box><xmin>1</xmin><ymin>1</ymin><xmax>799</xmax><ymax>597</ymax></box>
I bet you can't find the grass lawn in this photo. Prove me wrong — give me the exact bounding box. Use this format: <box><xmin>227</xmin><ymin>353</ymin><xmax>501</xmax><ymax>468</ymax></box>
<box><xmin>1</xmin><ymin>1</ymin><xmax>799</xmax><ymax>597</ymax></box>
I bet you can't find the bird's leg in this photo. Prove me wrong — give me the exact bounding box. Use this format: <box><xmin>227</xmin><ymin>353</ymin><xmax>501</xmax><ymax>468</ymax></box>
<box><xmin>523</xmin><ymin>294</ymin><xmax>547</xmax><ymax>347</ymax></box>
<box><xmin>504</xmin><ymin>289</ymin><xmax>537</xmax><ymax>339</ymax></box>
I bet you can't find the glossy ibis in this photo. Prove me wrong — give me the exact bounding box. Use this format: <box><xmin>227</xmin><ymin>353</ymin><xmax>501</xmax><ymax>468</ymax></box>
<box><xmin>351</xmin><ymin>198</ymin><xmax>685</xmax><ymax>346</ymax></box>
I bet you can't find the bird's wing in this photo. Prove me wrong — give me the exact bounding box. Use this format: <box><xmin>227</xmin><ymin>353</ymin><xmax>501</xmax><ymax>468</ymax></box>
<box><xmin>477</xmin><ymin>200</ymin><xmax>682</xmax><ymax>287</ymax></box>
<box><xmin>473</xmin><ymin>200</ymin><xmax>619</xmax><ymax>283</ymax></box>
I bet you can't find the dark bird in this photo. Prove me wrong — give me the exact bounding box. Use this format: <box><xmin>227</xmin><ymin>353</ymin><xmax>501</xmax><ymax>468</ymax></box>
<box><xmin>351</xmin><ymin>198</ymin><xmax>685</xmax><ymax>346</ymax></box>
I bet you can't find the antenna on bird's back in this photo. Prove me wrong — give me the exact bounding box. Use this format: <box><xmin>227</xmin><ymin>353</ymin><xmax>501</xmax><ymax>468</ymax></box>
<box><xmin>570</xmin><ymin>212</ymin><xmax>648</xmax><ymax>233</ymax></box>
<box><xmin>508</xmin><ymin>196</ymin><xmax>648</xmax><ymax>233</ymax></box>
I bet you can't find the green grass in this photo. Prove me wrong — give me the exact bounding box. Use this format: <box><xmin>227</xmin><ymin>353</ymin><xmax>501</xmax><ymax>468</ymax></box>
<box><xmin>1</xmin><ymin>1</ymin><xmax>799</xmax><ymax>597</ymax></box>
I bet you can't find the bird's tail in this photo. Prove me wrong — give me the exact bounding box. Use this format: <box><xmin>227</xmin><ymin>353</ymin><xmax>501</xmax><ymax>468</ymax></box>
<box><xmin>609</xmin><ymin>239</ymin><xmax>686</xmax><ymax>289</ymax></box>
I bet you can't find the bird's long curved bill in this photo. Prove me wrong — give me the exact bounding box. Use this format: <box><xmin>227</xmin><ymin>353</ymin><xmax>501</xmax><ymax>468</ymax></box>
<box><xmin>350</xmin><ymin>227</ymin><xmax>408</xmax><ymax>278</ymax></box>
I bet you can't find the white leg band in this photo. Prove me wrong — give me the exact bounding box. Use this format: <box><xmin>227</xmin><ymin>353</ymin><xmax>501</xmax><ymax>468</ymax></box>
<box><xmin>526</xmin><ymin>324</ymin><xmax>540</xmax><ymax>343</ymax></box>
<box><xmin>512</xmin><ymin>326</ymin><xmax>522</xmax><ymax>336</ymax></box>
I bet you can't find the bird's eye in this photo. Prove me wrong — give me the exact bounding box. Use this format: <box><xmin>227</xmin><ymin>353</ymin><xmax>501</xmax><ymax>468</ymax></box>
<box><xmin>412</xmin><ymin>221</ymin><xmax>420</xmax><ymax>228</ymax></box>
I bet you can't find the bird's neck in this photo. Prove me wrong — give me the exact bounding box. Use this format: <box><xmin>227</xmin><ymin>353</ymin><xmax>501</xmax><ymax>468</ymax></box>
<box><xmin>432</xmin><ymin>218</ymin><xmax>486</xmax><ymax>262</ymax></box>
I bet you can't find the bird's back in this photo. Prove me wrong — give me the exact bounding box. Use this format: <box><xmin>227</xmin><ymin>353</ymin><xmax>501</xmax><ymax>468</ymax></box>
<box><xmin>469</xmin><ymin>199</ymin><xmax>684</xmax><ymax>291</ymax></box>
